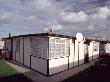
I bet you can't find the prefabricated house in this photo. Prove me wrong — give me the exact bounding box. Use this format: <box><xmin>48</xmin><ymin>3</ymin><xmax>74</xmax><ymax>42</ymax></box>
<box><xmin>99</xmin><ymin>41</ymin><xmax>108</xmax><ymax>57</ymax></box>
<box><xmin>105</xmin><ymin>42</ymin><xmax>110</xmax><ymax>54</ymax></box>
<box><xmin>88</xmin><ymin>40</ymin><xmax>100</xmax><ymax>61</ymax></box>
<box><xmin>3</xmin><ymin>33</ymin><xmax>75</xmax><ymax>76</ymax></box>
<box><xmin>0</xmin><ymin>40</ymin><xmax>4</xmax><ymax>49</ymax></box>
<box><xmin>0</xmin><ymin>40</ymin><xmax>4</xmax><ymax>59</ymax></box>
<box><xmin>3</xmin><ymin>33</ymin><xmax>109</xmax><ymax>76</ymax></box>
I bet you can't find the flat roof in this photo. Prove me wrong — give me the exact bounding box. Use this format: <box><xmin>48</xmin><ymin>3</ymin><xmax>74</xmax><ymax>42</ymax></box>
<box><xmin>3</xmin><ymin>32</ymin><xmax>110</xmax><ymax>43</ymax></box>
<box><xmin>3</xmin><ymin>32</ymin><xmax>76</xmax><ymax>39</ymax></box>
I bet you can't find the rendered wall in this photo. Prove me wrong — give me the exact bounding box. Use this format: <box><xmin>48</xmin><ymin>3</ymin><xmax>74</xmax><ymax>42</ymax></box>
<box><xmin>105</xmin><ymin>43</ymin><xmax>110</xmax><ymax>54</ymax></box>
<box><xmin>0</xmin><ymin>40</ymin><xmax>4</xmax><ymax>49</ymax></box>
<box><xmin>19</xmin><ymin>38</ymin><xmax>24</xmax><ymax>63</ymax></box>
<box><xmin>31</xmin><ymin>56</ymin><xmax>47</xmax><ymax>75</ymax></box>
<box><xmin>88</xmin><ymin>42</ymin><xmax>93</xmax><ymax>61</ymax></box>
<box><xmin>23</xmin><ymin>37</ymin><xmax>31</xmax><ymax>67</ymax></box>
<box><xmin>12</xmin><ymin>38</ymin><xmax>23</xmax><ymax>63</ymax></box>
<box><xmin>15</xmin><ymin>38</ymin><xmax>20</xmax><ymax>62</ymax></box>
<box><xmin>74</xmin><ymin>40</ymin><xmax>78</xmax><ymax>66</ymax></box>
<box><xmin>49</xmin><ymin>57</ymin><xmax>68</xmax><ymax>75</ymax></box>
<box><xmin>12</xmin><ymin>39</ymin><xmax>16</xmax><ymax>60</ymax></box>
<box><xmin>84</xmin><ymin>44</ymin><xmax>89</xmax><ymax>57</ymax></box>
<box><xmin>74</xmin><ymin>40</ymin><xmax>85</xmax><ymax>66</ymax></box>
<box><xmin>99</xmin><ymin>43</ymin><xmax>106</xmax><ymax>56</ymax></box>
<box><xmin>69</xmin><ymin>39</ymin><xmax>74</xmax><ymax>68</ymax></box>
<box><xmin>79</xmin><ymin>41</ymin><xmax>85</xmax><ymax>65</ymax></box>
<box><xmin>93</xmin><ymin>42</ymin><xmax>100</xmax><ymax>59</ymax></box>
<box><xmin>88</xmin><ymin>41</ymin><xmax>100</xmax><ymax>61</ymax></box>
<box><xmin>84</xmin><ymin>43</ymin><xmax>89</xmax><ymax>63</ymax></box>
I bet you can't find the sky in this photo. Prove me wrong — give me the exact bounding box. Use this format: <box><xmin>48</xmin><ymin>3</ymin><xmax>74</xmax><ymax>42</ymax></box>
<box><xmin>0</xmin><ymin>0</ymin><xmax>110</xmax><ymax>40</ymax></box>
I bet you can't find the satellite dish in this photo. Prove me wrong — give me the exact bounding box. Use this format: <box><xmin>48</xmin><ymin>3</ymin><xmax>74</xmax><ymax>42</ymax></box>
<box><xmin>76</xmin><ymin>33</ymin><xmax>84</xmax><ymax>42</ymax></box>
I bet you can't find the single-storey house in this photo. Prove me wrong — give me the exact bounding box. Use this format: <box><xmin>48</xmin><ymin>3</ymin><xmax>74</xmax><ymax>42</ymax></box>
<box><xmin>0</xmin><ymin>40</ymin><xmax>4</xmax><ymax>59</ymax></box>
<box><xmin>3</xmin><ymin>33</ymin><xmax>110</xmax><ymax>76</ymax></box>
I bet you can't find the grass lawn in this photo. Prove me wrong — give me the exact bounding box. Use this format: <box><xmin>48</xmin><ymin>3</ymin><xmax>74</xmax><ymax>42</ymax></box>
<box><xmin>0</xmin><ymin>60</ymin><xmax>19</xmax><ymax>77</ymax></box>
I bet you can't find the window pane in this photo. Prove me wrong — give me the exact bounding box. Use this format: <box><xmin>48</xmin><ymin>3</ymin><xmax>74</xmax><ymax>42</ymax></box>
<box><xmin>49</xmin><ymin>38</ymin><xmax>69</xmax><ymax>58</ymax></box>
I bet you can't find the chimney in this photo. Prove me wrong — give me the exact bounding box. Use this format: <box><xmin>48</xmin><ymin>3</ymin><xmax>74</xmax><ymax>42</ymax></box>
<box><xmin>9</xmin><ymin>33</ymin><xmax>11</xmax><ymax>37</ymax></box>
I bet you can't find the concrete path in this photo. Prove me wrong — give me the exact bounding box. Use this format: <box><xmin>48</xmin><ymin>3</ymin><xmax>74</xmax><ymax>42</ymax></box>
<box><xmin>5</xmin><ymin>60</ymin><xmax>99</xmax><ymax>82</ymax></box>
<box><xmin>5</xmin><ymin>61</ymin><xmax>30</xmax><ymax>73</ymax></box>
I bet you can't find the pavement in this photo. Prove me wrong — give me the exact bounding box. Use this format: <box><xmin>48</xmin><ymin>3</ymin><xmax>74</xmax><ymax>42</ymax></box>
<box><xmin>5</xmin><ymin>61</ymin><xmax>30</xmax><ymax>73</ymax></box>
<box><xmin>5</xmin><ymin>59</ymin><xmax>99</xmax><ymax>82</ymax></box>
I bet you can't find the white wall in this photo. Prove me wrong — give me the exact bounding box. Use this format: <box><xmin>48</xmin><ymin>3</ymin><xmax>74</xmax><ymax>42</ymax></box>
<box><xmin>13</xmin><ymin>38</ymin><xmax>24</xmax><ymax>64</ymax></box>
<box><xmin>16</xmin><ymin>49</ymin><xmax>20</xmax><ymax>62</ymax></box>
<box><xmin>92</xmin><ymin>42</ymin><xmax>99</xmax><ymax>60</ymax></box>
<box><xmin>0</xmin><ymin>40</ymin><xmax>4</xmax><ymax>49</ymax></box>
<box><xmin>31</xmin><ymin>56</ymin><xmax>47</xmax><ymax>75</ymax></box>
<box><xmin>74</xmin><ymin>40</ymin><xmax>78</xmax><ymax>66</ymax></box>
<box><xmin>13</xmin><ymin>38</ymin><xmax>21</xmax><ymax>63</ymax></box>
<box><xmin>79</xmin><ymin>41</ymin><xmax>85</xmax><ymax>65</ymax></box>
<box><xmin>19</xmin><ymin>38</ymin><xmax>24</xmax><ymax>63</ymax></box>
<box><xmin>105</xmin><ymin>43</ymin><xmax>110</xmax><ymax>54</ymax></box>
<box><xmin>88</xmin><ymin>42</ymin><xmax>93</xmax><ymax>61</ymax></box>
<box><xmin>16</xmin><ymin>38</ymin><xmax>20</xmax><ymax>62</ymax></box>
<box><xmin>88</xmin><ymin>41</ymin><xmax>100</xmax><ymax>61</ymax></box>
<box><xmin>74</xmin><ymin>40</ymin><xmax>85</xmax><ymax>66</ymax></box>
<box><xmin>24</xmin><ymin>37</ymin><xmax>31</xmax><ymax>67</ymax></box>
<box><xmin>84</xmin><ymin>43</ymin><xmax>89</xmax><ymax>63</ymax></box>
<box><xmin>12</xmin><ymin>39</ymin><xmax>16</xmax><ymax>60</ymax></box>
<box><xmin>49</xmin><ymin>57</ymin><xmax>68</xmax><ymax>75</ymax></box>
<box><xmin>84</xmin><ymin>44</ymin><xmax>88</xmax><ymax>56</ymax></box>
<box><xmin>69</xmin><ymin>39</ymin><xmax>74</xmax><ymax>68</ymax></box>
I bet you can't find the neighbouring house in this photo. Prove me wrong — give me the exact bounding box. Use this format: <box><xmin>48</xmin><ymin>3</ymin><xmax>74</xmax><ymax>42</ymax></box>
<box><xmin>3</xmin><ymin>33</ymin><xmax>110</xmax><ymax>76</ymax></box>
<box><xmin>0</xmin><ymin>40</ymin><xmax>4</xmax><ymax>59</ymax></box>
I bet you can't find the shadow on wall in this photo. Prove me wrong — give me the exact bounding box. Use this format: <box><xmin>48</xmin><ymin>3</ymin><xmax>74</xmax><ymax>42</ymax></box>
<box><xmin>0</xmin><ymin>73</ymin><xmax>33</xmax><ymax>82</ymax></box>
<box><xmin>63</xmin><ymin>56</ymin><xmax>110</xmax><ymax>82</ymax></box>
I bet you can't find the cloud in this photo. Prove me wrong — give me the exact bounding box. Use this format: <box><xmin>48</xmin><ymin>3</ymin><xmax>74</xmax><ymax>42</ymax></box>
<box><xmin>44</xmin><ymin>24</ymin><xmax>63</xmax><ymax>32</ymax></box>
<box><xmin>0</xmin><ymin>11</ymin><xmax>15</xmax><ymax>25</ymax></box>
<box><xmin>59</xmin><ymin>11</ymin><xmax>88</xmax><ymax>23</ymax></box>
<box><xmin>88</xmin><ymin>25</ymin><xmax>95</xmax><ymax>30</ymax></box>
<box><xmin>92</xmin><ymin>6</ymin><xmax>110</xmax><ymax>19</ymax></box>
<box><xmin>31</xmin><ymin>0</ymin><xmax>54</xmax><ymax>11</ymax></box>
<box><xmin>0</xmin><ymin>0</ymin><xmax>110</xmax><ymax>40</ymax></box>
<box><xmin>28</xmin><ymin>0</ymin><xmax>60</xmax><ymax>15</ymax></box>
<box><xmin>59</xmin><ymin>6</ymin><xmax>110</xmax><ymax>24</ymax></box>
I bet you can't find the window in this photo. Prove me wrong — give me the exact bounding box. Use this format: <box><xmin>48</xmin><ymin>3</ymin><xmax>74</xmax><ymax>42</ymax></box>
<box><xmin>49</xmin><ymin>38</ymin><xmax>70</xmax><ymax>58</ymax></box>
<box><xmin>30</xmin><ymin>37</ymin><xmax>48</xmax><ymax>59</ymax></box>
<box><xmin>30</xmin><ymin>37</ymin><xmax>43</xmax><ymax>57</ymax></box>
<box><xmin>5</xmin><ymin>40</ymin><xmax>11</xmax><ymax>51</ymax></box>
